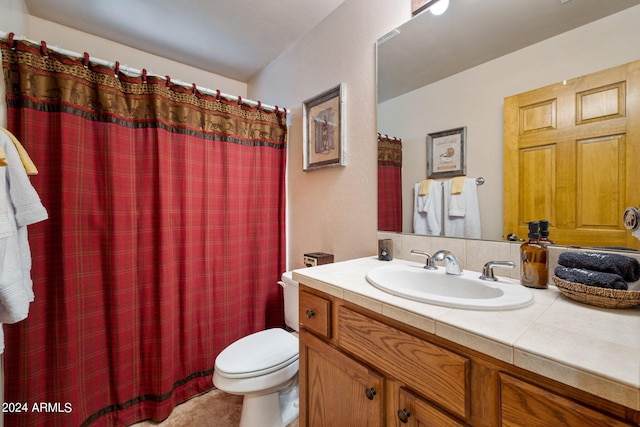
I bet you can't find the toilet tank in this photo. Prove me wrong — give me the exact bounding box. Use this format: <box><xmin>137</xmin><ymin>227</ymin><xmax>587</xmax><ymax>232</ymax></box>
<box><xmin>278</xmin><ymin>272</ymin><xmax>299</xmax><ymax>332</ymax></box>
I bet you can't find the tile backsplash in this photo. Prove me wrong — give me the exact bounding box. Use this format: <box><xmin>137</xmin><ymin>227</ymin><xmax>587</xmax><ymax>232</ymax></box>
<box><xmin>377</xmin><ymin>232</ymin><xmax>640</xmax><ymax>284</ymax></box>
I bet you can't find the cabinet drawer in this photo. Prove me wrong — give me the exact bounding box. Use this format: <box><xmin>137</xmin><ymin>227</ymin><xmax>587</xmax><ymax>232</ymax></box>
<box><xmin>499</xmin><ymin>373</ymin><xmax>630</xmax><ymax>427</ymax></box>
<box><xmin>398</xmin><ymin>387</ymin><xmax>467</xmax><ymax>427</ymax></box>
<box><xmin>299</xmin><ymin>290</ymin><xmax>331</xmax><ymax>339</ymax></box>
<box><xmin>337</xmin><ymin>306</ymin><xmax>469</xmax><ymax>420</ymax></box>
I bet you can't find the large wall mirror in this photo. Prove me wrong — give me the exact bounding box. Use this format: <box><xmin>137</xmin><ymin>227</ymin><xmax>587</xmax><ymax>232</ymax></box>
<box><xmin>376</xmin><ymin>0</ymin><xmax>640</xmax><ymax>248</ymax></box>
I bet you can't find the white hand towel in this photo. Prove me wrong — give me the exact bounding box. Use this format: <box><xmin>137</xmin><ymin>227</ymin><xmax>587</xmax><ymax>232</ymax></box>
<box><xmin>416</xmin><ymin>183</ymin><xmax>429</xmax><ymax>213</ymax></box>
<box><xmin>448</xmin><ymin>178</ymin><xmax>466</xmax><ymax>218</ymax></box>
<box><xmin>414</xmin><ymin>183</ymin><xmax>428</xmax><ymax>234</ymax></box>
<box><xmin>0</xmin><ymin>234</ymin><xmax>31</xmax><ymax>323</ymax></box>
<box><xmin>444</xmin><ymin>178</ymin><xmax>481</xmax><ymax>239</ymax></box>
<box><xmin>0</xmin><ymin>132</ymin><xmax>48</xmax><ymax>305</ymax></box>
<box><xmin>413</xmin><ymin>182</ymin><xmax>442</xmax><ymax>235</ymax></box>
<box><xmin>1</xmin><ymin>132</ymin><xmax>48</xmax><ymax>227</ymax></box>
<box><xmin>0</xmin><ymin>142</ymin><xmax>29</xmax><ymax>321</ymax></box>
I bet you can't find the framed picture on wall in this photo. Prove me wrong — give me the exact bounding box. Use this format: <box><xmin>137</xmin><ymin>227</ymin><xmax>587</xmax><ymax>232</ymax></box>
<box><xmin>302</xmin><ymin>83</ymin><xmax>346</xmax><ymax>171</ymax></box>
<box><xmin>427</xmin><ymin>126</ymin><xmax>467</xmax><ymax>178</ymax></box>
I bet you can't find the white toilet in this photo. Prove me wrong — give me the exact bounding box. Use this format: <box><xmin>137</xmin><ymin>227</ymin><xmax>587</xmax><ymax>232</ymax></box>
<box><xmin>213</xmin><ymin>272</ymin><xmax>300</xmax><ymax>427</ymax></box>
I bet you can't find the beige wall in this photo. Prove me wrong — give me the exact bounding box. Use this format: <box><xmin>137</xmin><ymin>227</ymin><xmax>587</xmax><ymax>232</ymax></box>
<box><xmin>250</xmin><ymin>0</ymin><xmax>409</xmax><ymax>269</ymax></box>
<box><xmin>0</xmin><ymin>0</ymin><xmax>29</xmax><ymax>129</ymax></box>
<box><xmin>26</xmin><ymin>17</ymin><xmax>248</xmax><ymax>98</ymax></box>
<box><xmin>0</xmin><ymin>0</ymin><xmax>28</xmax><ymax>38</ymax></box>
<box><xmin>379</xmin><ymin>5</ymin><xmax>640</xmax><ymax>241</ymax></box>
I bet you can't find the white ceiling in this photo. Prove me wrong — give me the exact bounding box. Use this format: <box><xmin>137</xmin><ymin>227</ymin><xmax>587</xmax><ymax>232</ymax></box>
<box><xmin>24</xmin><ymin>0</ymin><xmax>349</xmax><ymax>82</ymax></box>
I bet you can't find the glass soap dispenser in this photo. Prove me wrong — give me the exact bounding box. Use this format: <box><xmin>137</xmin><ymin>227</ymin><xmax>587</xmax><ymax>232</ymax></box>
<box><xmin>539</xmin><ymin>219</ymin><xmax>553</xmax><ymax>245</ymax></box>
<box><xmin>520</xmin><ymin>221</ymin><xmax>548</xmax><ymax>289</ymax></box>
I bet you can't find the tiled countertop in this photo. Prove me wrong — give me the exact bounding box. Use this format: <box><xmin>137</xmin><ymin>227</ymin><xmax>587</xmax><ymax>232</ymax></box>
<box><xmin>292</xmin><ymin>256</ymin><xmax>640</xmax><ymax>411</ymax></box>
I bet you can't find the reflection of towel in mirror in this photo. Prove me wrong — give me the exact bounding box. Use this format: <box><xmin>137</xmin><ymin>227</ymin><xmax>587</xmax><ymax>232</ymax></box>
<box><xmin>443</xmin><ymin>178</ymin><xmax>481</xmax><ymax>238</ymax></box>
<box><xmin>418</xmin><ymin>179</ymin><xmax>432</xmax><ymax>196</ymax></box>
<box><xmin>416</xmin><ymin>180</ymin><xmax>439</xmax><ymax>213</ymax></box>
<box><xmin>413</xmin><ymin>181</ymin><xmax>441</xmax><ymax>235</ymax></box>
<box><xmin>554</xmin><ymin>266</ymin><xmax>628</xmax><ymax>290</ymax></box>
<box><xmin>558</xmin><ymin>251</ymin><xmax>640</xmax><ymax>282</ymax></box>
<box><xmin>450</xmin><ymin>176</ymin><xmax>465</xmax><ymax>194</ymax></box>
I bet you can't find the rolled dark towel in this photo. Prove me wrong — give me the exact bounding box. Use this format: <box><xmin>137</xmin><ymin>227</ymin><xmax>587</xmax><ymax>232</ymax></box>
<box><xmin>558</xmin><ymin>251</ymin><xmax>640</xmax><ymax>282</ymax></box>
<box><xmin>554</xmin><ymin>266</ymin><xmax>628</xmax><ymax>290</ymax></box>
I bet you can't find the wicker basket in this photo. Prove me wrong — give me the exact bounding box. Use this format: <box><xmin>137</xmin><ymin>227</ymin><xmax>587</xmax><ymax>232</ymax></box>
<box><xmin>552</xmin><ymin>275</ymin><xmax>640</xmax><ymax>309</ymax></box>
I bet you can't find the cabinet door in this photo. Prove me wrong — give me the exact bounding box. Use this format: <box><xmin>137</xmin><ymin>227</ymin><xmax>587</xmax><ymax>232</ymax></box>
<box><xmin>300</xmin><ymin>330</ymin><xmax>384</xmax><ymax>427</ymax></box>
<box><xmin>338</xmin><ymin>306</ymin><xmax>469</xmax><ymax>420</ymax></box>
<box><xmin>397</xmin><ymin>387</ymin><xmax>467</xmax><ymax>427</ymax></box>
<box><xmin>499</xmin><ymin>374</ymin><xmax>631</xmax><ymax>427</ymax></box>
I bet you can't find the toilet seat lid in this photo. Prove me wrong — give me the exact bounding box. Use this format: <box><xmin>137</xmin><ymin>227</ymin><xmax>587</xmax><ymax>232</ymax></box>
<box><xmin>215</xmin><ymin>328</ymin><xmax>299</xmax><ymax>379</ymax></box>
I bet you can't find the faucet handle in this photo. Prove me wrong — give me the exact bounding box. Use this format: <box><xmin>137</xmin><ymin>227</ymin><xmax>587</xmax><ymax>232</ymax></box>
<box><xmin>480</xmin><ymin>261</ymin><xmax>515</xmax><ymax>281</ymax></box>
<box><xmin>410</xmin><ymin>249</ymin><xmax>438</xmax><ymax>270</ymax></box>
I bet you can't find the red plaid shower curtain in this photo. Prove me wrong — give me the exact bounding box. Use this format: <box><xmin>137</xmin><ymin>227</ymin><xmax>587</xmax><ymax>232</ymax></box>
<box><xmin>1</xmin><ymin>37</ymin><xmax>287</xmax><ymax>426</ymax></box>
<box><xmin>378</xmin><ymin>134</ymin><xmax>402</xmax><ymax>232</ymax></box>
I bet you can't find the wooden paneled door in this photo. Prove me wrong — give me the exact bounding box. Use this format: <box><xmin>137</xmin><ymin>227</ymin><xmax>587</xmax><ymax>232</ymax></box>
<box><xmin>504</xmin><ymin>60</ymin><xmax>640</xmax><ymax>249</ymax></box>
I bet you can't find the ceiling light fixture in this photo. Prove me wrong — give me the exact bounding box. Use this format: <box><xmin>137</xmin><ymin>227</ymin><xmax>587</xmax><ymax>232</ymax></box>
<box><xmin>430</xmin><ymin>0</ymin><xmax>449</xmax><ymax>16</ymax></box>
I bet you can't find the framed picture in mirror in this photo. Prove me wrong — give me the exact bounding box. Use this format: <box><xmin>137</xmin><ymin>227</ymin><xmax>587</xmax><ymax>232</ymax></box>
<box><xmin>302</xmin><ymin>83</ymin><xmax>346</xmax><ymax>171</ymax></box>
<box><xmin>427</xmin><ymin>126</ymin><xmax>466</xmax><ymax>178</ymax></box>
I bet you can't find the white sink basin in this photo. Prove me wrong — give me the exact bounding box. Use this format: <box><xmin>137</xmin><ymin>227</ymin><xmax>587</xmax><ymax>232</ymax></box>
<box><xmin>366</xmin><ymin>264</ymin><xmax>533</xmax><ymax>310</ymax></box>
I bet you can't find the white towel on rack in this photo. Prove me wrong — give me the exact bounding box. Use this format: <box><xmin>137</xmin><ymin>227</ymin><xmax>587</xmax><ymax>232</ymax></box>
<box><xmin>448</xmin><ymin>182</ymin><xmax>466</xmax><ymax>218</ymax></box>
<box><xmin>413</xmin><ymin>182</ymin><xmax>442</xmax><ymax>235</ymax></box>
<box><xmin>443</xmin><ymin>178</ymin><xmax>481</xmax><ymax>239</ymax></box>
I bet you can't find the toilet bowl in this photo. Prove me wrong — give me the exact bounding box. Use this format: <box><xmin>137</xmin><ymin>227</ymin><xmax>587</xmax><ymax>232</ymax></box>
<box><xmin>213</xmin><ymin>272</ymin><xmax>300</xmax><ymax>427</ymax></box>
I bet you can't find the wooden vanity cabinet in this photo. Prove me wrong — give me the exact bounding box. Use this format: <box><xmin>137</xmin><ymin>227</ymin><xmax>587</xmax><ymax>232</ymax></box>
<box><xmin>397</xmin><ymin>387</ymin><xmax>468</xmax><ymax>427</ymax></box>
<box><xmin>336</xmin><ymin>305</ymin><xmax>470</xmax><ymax>421</ymax></box>
<box><xmin>499</xmin><ymin>374</ymin><xmax>632</xmax><ymax>427</ymax></box>
<box><xmin>298</xmin><ymin>285</ymin><xmax>639</xmax><ymax>427</ymax></box>
<box><xmin>301</xmin><ymin>330</ymin><xmax>385</xmax><ymax>426</ymax></box>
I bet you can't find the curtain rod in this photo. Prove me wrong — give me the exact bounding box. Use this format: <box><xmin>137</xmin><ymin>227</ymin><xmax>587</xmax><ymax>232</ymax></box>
<box><xmin>0</xmin><ymin>31</ymin><xmax>287</xmax><ymax>116</ymax></box>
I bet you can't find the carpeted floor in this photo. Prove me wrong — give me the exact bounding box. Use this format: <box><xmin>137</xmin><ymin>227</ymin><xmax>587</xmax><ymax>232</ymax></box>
<box><xmin>130</xmin><ymin>388</ymin><xmax>299</xmax><ymax>427</ymax></box>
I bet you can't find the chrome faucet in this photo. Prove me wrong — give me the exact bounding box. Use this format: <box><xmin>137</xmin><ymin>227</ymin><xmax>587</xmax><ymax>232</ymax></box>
<box><xmin>410</xmin><ymin>249</ymin><xmax>437</xmax><ymax>270</ymax></box>
<box><xmin>479</xmin><ymin>261</ymin><xmax>515</xmax><ymax>281</ymax></box>
<box><xmin>432</xmin><ymin>250</ymin><xmax>463</xmax><ymax>276</ymax></box>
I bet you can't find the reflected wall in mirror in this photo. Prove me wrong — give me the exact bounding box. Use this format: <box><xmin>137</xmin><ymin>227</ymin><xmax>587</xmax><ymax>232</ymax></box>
<box><xmin>376</xmin><ymin>1</ymin><xmax>640</xmax><ymax>247</ymax></box>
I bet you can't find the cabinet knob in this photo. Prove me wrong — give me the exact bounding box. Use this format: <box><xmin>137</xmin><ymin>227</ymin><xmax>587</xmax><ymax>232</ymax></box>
<box><xmin>305</xmin><ymin>309</ymin><xmax>315</xmax><ymax>318</ymax></box>
<box><xmin>364</xmin><ymin>387</ymin><xmax>376</xmax><ymax>400</ymax></box>
<box><xmin>397</xmin><ymin>408</ymin><xmax>411</xmax><ymax>423</ymax></box>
